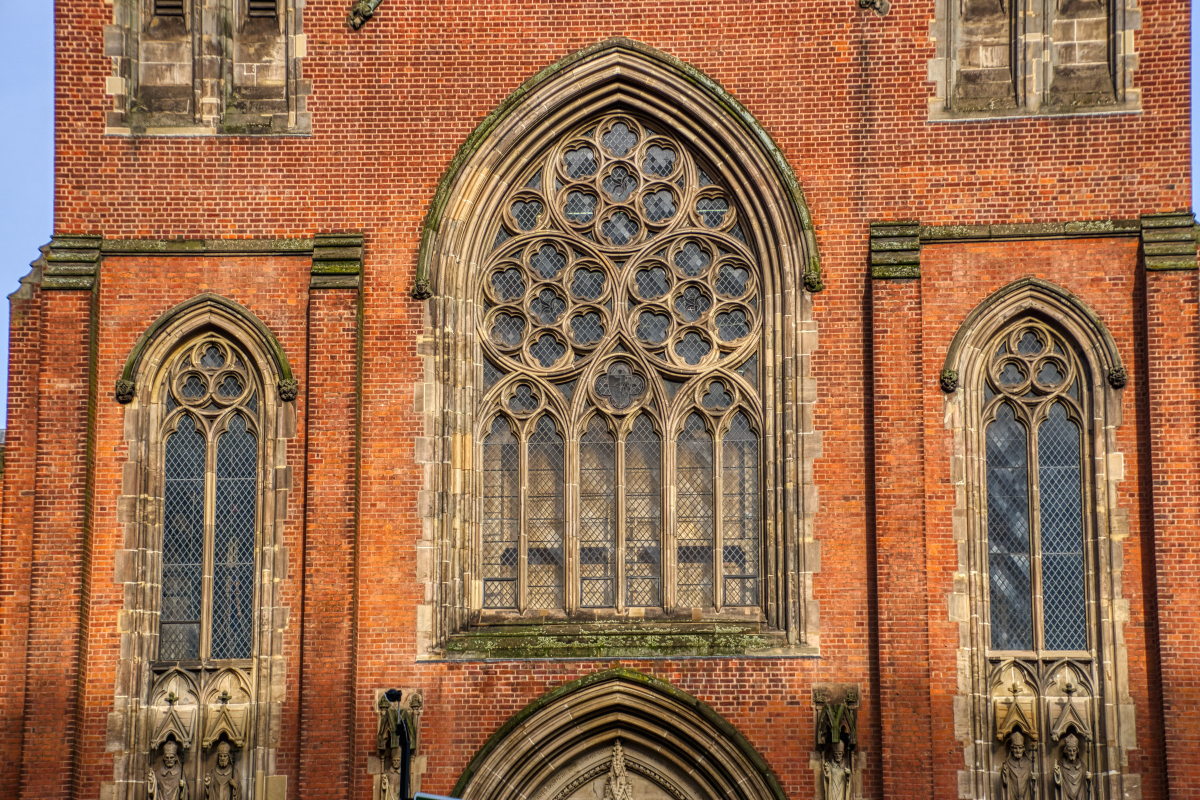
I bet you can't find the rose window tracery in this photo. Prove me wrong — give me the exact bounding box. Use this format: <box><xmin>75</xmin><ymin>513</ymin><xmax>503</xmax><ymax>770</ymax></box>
<box><xmin>479</xmin><ymin>113</ymin><xmax>762</xmax><ymax>614</ymax></box>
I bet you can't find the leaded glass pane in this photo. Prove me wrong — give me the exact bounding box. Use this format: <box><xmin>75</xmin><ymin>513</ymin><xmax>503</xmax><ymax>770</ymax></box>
<box><xmin>625</xmin><ymin>416</ymin><xmax>661</xmax><ymax>607</ymax></box>
<box><xmin>527</xmin><ymin>416</ymin><xmax>564</xmax><ymax>608</ymax></box>
<box><xmin>211</xmin><ymin>414</ymin><xmax>256</xmax><ymax>660</ymax></box>
<box><xmin>482</xmin><ymin>417</ymin><xmax>519</xmax><ymax>608</ymax></box>
<box><xmin>676</xmin><ymin>414</ymin><xmax>713</xmax><ymax>607</ymax></box>
<box><xmin>579</xmin><ymin>418</ymin><xmax>616</xmax><ymax>607</ymax></box>
<box><xmin>986</xmin><ymin>404</ymin><xmax>1033</xmax><ymax>651</ymax></box>
<box><xmin>161</xmin><ymin>414</ymin><xmax>205</xmax><ymax>660</ymax></box>
<box><xmin>722</xmin><ymin>413</ymin><xmax>759</xmax><ymax>605</ymax></box>
<box><xmin>1039</xmin><ymin>403</ymin><xmax>1087</xmax><ymax>650</ymax></box>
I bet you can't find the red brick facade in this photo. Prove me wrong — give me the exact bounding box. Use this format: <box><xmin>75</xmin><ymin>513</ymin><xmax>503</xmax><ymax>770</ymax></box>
<box><xmin>0</xmin><ymin>1</ymin><xmax>1195</xmax><ymax>799</ymax></box>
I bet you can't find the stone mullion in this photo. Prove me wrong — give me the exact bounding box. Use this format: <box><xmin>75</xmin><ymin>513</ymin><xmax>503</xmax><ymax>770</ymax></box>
<box><xmin>564</xmin><ymin>422</ymin><xmax>580</xmax><ymax>614</ymax></box>
<box><xmin>663</xmin><ymin>420</ymin><xmax>677</xmax><ymax>613</ymax></box>
<box><xmin>712</xmin><ymin>427</ymin><xmax>724</xmax><ymax>613</ymax></box>
<box><xmin>517</xmin><ymin>427</ymin><xmax>529</xmax><ymax>614</ymax></box>
<box><xmin>201</xmin><ymin>424</ymin><xmax>217</xmax><ymax>661</ymax></box>
<box><xmin>615</xmin><ymin>434</ymin><xmax>627</xmax><ymax>614</ymax></box>
<box><xmin>1026</xmin><ymin>400</ymin><xmax>1046</xmax><ymax>656</ymax></box>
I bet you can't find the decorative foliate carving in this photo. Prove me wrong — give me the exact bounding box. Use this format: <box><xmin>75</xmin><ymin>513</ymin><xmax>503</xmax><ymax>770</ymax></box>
<box><xmin>857</xmin><ymin>0</ymin><xmax>891</xmax><ymax>16</ymax></box>
<box><xmin>1106</xmin><ymin>365</ymin><xmax>1128</xmax><ymax>389</ymax></box>
<box><xmin>277</xmin><ymin>377</ymin><xmax>300</xmax><ymax>402</ymax></box>
<box><xmin>939</xmin><ymin>368</ymin><xmax>959</xmax><ymax>393</ymax></box>
<box><xmin>604</xmin><ymin>740</ymin><xmax>634</xmax><ymax>800</ymax></box>
<box><xmin>115</xmin><ymin>378</ymin><xmax>136</xmax><ymax>404</ymax></box>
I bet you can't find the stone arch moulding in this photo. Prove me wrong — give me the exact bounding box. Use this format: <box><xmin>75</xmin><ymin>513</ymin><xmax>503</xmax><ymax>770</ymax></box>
<box><xmin>104</xmin><ymin>293</ymin><xmax>296</xmax><ymax>800</ymax></box>
<box><xmin>941</xmin><ymin>278</ymin><xmax>1137</xmax><ymax>798</ymax></box>
<box><xmin>116</xmin><ymin>292</ymin><xmax>297</xmax><ymax>403</ymax></box>
<box><xmin>414</xmin><ymin>37</ymin><xmax>824</xmax><ymax>656</ymax></box>
<box><xmin>452</xmin><ymin>668</ymin><xmax>787</xmax><ymax>800</ymax></box>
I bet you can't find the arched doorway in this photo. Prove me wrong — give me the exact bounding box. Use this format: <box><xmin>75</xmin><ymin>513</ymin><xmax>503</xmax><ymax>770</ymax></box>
<box><xmin>453</xmin><ymin>669</ymin><xmax>785</xmax><ymax>800</ymax></box>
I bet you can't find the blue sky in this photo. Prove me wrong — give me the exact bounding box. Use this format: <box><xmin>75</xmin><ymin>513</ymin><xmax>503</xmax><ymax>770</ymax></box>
<box><xmin>0</xmin><ymin>6</ymin><xmax>1194</xmax><ymax>427</ymax></box>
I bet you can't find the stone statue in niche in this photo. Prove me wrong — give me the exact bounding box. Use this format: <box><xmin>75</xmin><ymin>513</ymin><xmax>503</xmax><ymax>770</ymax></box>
<box><xmin>376</xmin><ymin>690</ymin><xmax>421</xmax><ymax>800</ymax></box>
<box><xmin>822</xmin><ymin>740</ymin><xmax>852</xmax><ymax>800</ymax></box>
<box><xmin>1053</xmin><ymin>733</ymin><xmax>1090</xmax><ymax>800</ymax></box>
<box><xmin>148</xmin><ymin>739</ymin><xmax>188</xmax><ymax>800</ymax></box>
<box><xmin>813</xmin><ymin>684</ymin><xmax>859</xmax><ymax>800</ymax></box>
<box><xmin>203</xmin><ymin>741</ymin><xmax>241</xmax><ymax>800</ymax></box>
<box><xmin>1000</xmin><ymin>731</ymin><xmax>1037</xmax><ymax>800</ymax></box>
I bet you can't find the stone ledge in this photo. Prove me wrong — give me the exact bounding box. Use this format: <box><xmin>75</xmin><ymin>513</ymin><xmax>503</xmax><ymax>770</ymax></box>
<box><xmin>436</xmin><ymin>622</ymin><xmax>818</xmax><ymax>660</ymax></box>
<box><xmin>44</xmin><ymin>234</ymin><xmax>102</xmax><ymax>291</ymax></box>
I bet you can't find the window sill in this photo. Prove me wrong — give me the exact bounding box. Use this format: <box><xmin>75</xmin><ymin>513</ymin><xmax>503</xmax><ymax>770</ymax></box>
<box><xmin>927</xmin><ymin>100</ymin><xmax>1142</xmax><ymax>123</ymax></box>
<box><xmin>432</xmin><ymin>619</ymin><xmax>819</xmax><ymax>660</ymax></box>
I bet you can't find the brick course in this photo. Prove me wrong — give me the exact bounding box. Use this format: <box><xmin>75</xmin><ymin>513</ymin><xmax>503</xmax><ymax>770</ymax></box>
<box><xmin>0</xmin><ymin>0</ymin><xmax>1194</xmax><ymax>798</ymax></box>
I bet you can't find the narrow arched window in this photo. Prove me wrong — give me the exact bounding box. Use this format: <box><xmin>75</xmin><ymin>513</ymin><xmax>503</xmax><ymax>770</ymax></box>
<box><xmin>983</xmin><ymin>323</ymin><xmax>1089</xmax><ymax>655</ymax></box>
<box><xmin>158</xmin><ymin>338</ymin><xmax>261</xmax><ymax>663</ymax></box>
<box><xmin>477</xmin><ymin>111</ymin><xmax>762</xmax><ymax>615</ymax></box>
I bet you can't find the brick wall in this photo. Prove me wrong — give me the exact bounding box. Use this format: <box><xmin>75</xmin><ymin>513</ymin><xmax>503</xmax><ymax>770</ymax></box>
<box><xmin>0</xmin><ymin>0</ymin><xmax>1191</xmax><ymax>798</ymax></box>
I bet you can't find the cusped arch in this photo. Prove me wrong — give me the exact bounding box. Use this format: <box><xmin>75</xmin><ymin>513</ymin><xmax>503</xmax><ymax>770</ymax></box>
<box><xmin>453</xmin><ymin>669</ymin><xmax>785</xmax><ymax>800</ymax></box>
<box><xmin>417</xmin><ymin>37</ymin><xmax>821</xmax><ymax>300</ymax></box>
<box><xmin>943</xmin><ymin>277</ymin><xmax>1125</xmax><ymax>391</ymax></box>
<box><xmin>119</xmin><ymin>293</ymin><xmax>295</xmax><ymax>403</ymax></box>
<box><xmin>421</xmin><ymin>38</ymin><xmax>823</xmax><ymax>651</ymax></box>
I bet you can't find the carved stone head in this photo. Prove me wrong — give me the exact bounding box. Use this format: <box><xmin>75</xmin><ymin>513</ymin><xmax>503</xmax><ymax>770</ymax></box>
<box><xmin>1063</xmin><ymin>734</ymin><xmax>1079</xmax><ymax>763</ymax></box>
<box><xmin>162</xmin><ymin>741</ymin><xmax>179</xmax><ymax>769</ymax></box>
<box><xmin>216</xmin><ymin>741</ymin><xmax>232</xmax><ymax>768</ymax></box>
<box><xmin>391</xmin><ymin>749</ymin><xmax>404</xmax><ymax>770</ymax></box>
<box><xmin>1008</xmin><ymin>731</ymin><xmax>1025</xmax><ymax>760</ymax></box>
<box><xmin>831</xmin><ymin>739</ymin><xmax>845</xmax><ymax>765</ymax></box>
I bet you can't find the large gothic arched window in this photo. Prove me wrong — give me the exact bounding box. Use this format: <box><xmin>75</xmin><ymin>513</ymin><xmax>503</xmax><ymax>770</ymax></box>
<box><xmin>478</xmin><ymin>113</ymin><xmax>762</xmax><ymax>614</ymax></box>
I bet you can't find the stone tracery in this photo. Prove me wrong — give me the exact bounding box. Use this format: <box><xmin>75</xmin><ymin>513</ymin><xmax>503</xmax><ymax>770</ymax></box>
<box><xmin>479</xmin><ymin>111</ymin><xmax>763</xmax><ymax>614</ymax></box>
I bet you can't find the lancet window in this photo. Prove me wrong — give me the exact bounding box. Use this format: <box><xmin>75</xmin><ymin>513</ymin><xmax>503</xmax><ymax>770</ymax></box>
<box><xmin>970</xmin><ymin>315</ymin><xmax>1110</xmax><ymax>789</ymax></box>
<box><xmin>478</xmin><ymin>113</ymin><xmax>762</xmax><ymax>614</ymax></box>
<box><xmin>159</xmin><ymin>336</ymin><xmax>261</xmax><ymax>663</ymax></box>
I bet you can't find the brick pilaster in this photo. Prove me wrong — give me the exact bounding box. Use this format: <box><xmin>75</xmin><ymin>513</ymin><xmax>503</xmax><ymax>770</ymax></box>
<box><xmin>299</xmin><ymin>235</ymin><xmax>363</xmax><ymax>800</ymax></box>
<box><xmin>1144</xmin><ymin>267</ymin><xmax>1200</xmax><ymax>797</ymax></box>
<box><xmin>0</xmin><ymin>251</ymin><xmax>46</xmax><ymax>797</ymax></box>
<box><xmin>870</xmin><ymin>275</ymin><xmax>932</xmax><ymax>800</ymax></box>
<box><xmin>18</xmin><ymin>280</ymin><xmax>96</xmax><ymax>797</ymax></box>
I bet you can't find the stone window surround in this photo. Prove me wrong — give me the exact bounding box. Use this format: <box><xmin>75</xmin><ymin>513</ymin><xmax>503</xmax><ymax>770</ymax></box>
<box><xmin>103</xmin><ymin>0</ymin><xmax>311</xmax><ymax>136</ymax></box>
<box><xmin>942</xmin><ymin>279</ymin><xmax>1137</xmax><ymax>798</ymax></box>
<box><xmin>105</xmin><ymin>295</ymin><xmax>296</xmax><ymax>800</ymax></box>
<box><xmin>927</xmin><ymin>0</ymin><xmax>1141</xmax><ymax>121</ymax></box>
<box><xmin>412</xmin><ymin>38</ymin><xmax>824</xmax><ymax>660</ymax></box>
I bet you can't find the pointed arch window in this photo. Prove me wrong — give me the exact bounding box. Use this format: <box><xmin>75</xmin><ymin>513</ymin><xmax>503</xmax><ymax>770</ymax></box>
<box><xmin>477</xmin><ymin>112</ymin><xmax>763</xmax><ymax>615</ymax></box>
<box><xmin>158</xmin><ymin>337</ymin><xmax>261</xmax><ymax>663</ymax></box>
<box><xmin>983</xmin><ymin>322</ymin><xmax>1089</xmax><ymax>655</ymax></box>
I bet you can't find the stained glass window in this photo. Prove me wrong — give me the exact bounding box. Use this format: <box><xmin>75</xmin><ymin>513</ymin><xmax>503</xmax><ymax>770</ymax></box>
<box><xmin>156</xmin><ymin>336</ymin><xmax>261</xmax><ymax>663</ymax></box>
<box><xmin>983</xmin><ymin>322</ymin><xmax>1090</xmax><ymax>653</ymax></box>
<box><xmin>478</xmin><ymin>111</ymin><xmax>762</xmax><ymax>614</ymax></box>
